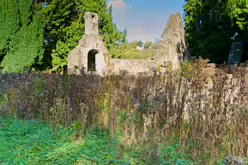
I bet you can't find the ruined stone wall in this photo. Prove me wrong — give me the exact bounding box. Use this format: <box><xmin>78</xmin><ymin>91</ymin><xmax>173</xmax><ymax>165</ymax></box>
<box><xmin>155</xmin><ymin>13</ymin><xmax>189</xmax><ymax>70</ymax></box>
<box><xmin>68</xmin><ymin>12</ymin><xmax>114</xmax><ymax>75</ymax></box>
<box><xmin>113</xmin><ymin>59</ymin><xmax>156</xmax><ymax>75</ymax></box>
<box><xmin>68</xmin><ymin>35</ymin><xmax>114</xmax><ymax>75</ymax></box>
<box><xmin>68</xmin><ymin>12</ymin><xmax>188</xmax><ymax>76</ymax></box>
<box><xmin>112</xmin><ymin>13</ymin><xmax>188</xmax><ymax>75</ymax></box>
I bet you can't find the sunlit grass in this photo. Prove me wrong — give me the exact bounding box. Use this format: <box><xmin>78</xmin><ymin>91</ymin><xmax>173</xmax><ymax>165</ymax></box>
<box><xmin>0</xmin><ymin>118</ymin><xmax>196</xmax><ymax>164</ymax></box>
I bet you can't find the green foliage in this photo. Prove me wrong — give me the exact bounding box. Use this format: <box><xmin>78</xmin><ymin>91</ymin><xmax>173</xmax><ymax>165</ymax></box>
<box><xmin>184</xmin><ymin>0</ymin><xmax>248</xmax><ymax>63</ymax></box>
<box><xmin>144</xmin><ymin>41</ymin><xmax>153</xmax><ymax>49</ymax></box>
<box><xmin>110</xmin><ymin>40</ymin><xmax>157</xmax><ymax>59</ymax></box>
<box><xmin>229</xmin><ymin>0</ymin><xmax>248</xmax><ymax>30</ymax></box>
<box><xmin>0</xmin><ymin>0</ymin><xmax>45</xmax><ymax>73</ymax></box>
<box><xmin>110</xmin><ymin>43</ymin><xmax>155</xmax><ymax>59</ymax></box>
<box><xmin>42</xmin><ymin>0</ymin><xmax>80</xmax><ymax>70</ymax></box>
<box><xmin>0</xmin><ymin>94</ymin><xmax>4</xmax><ymax>106</ymax></box>
<box><xmin>180</xmin><ymin>61</ymin><xmax>196</xmax><ymax>79</ymax></box>
<box><xmin>110</xmin><ymin>43</ymin><xmax>129</xmax><ymax>58</ymax></box>
<box><xmin>0</xmin><ymin>118</ymin><xmax>196</xmax><ymax>164</ymax></box>
<box><xmin>129</xmin><ymin>40</ymin><xmax>143</xmax><ymax>48</ymax></box>
<box><xmin>43</xmin><ymin>0</ymin><xmax>127</xmax><ymax>72</ymax></box>
<box><xmin>0</xmin><ymin>0</ymin><xmax>20</xmax><ymax>62</ymax></box>
<box><xmin>0</xmin><ymin>118</ymin><xmax>82</xmax><ymax>164</ymax></box>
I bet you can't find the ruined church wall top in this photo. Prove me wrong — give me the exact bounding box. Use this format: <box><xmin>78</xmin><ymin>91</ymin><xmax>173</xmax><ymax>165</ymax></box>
<box><xmin>85</xmin><ymin>12</ymin><xmax>99</xmax><ymax>35</ymax></box>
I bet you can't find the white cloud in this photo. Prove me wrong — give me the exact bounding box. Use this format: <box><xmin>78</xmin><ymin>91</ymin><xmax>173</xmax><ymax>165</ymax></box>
<box><xmin>108</xmin><ymin>0</ymin><xmax>127</xmax><ymax>9</ymax></box>
<box><xmin>108</xmin><ymin>0</ymin><xmax>129</xmax><ymax>21</ymax></box>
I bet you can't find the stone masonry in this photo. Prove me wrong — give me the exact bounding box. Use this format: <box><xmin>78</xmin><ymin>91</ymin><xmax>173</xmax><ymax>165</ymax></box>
<box><xmin>68</xmin><ymin>12</ymin><xmax>114</xmax><ymax>75</ymax></box>
<box><xmin>113</xmin><ymin>13</ymin><xmax>189</xmax><ymax>74</ymax></box>
<box><xmin>68</xmin><ymin>12</ymin><xmax>188</xmax><ymax>75</ymax></box>
<box><xmin>155</xmin><ymin>13</ymin><xmax>189</xmax><ymax>70</ymax></box>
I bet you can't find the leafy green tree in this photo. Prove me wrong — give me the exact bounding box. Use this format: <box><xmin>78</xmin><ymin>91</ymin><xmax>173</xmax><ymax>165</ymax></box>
<box><xmin>109</xmin><ymin>43</ymin><xmax>129</xmax><ymax>59</ymax></box>
<box><xmin>144</xmin><ymin>41</ymin><xmax>153</xmax><ymax>49</ymax></box>
<box><xmin>137</xmin><ymin>40</ymin><xmax>143</xmax><ymax>47</ymax></box>
<box><xmin>129</xmin><ymin>40</ymin><xmax>143</xmax><ymax>48</ymax></box>
<box><xmin>0</xmin><ymin>0</ymin><xmax>45</xmax><ymax>73</ymax></box>
<box><xmin>228</xmin><ymin>0</ymin><xmax>248</xmax><ymax>32</ymax></box>
<box><xmin>43</xmin><ymin>0</ymin><xmax>127</xmax><ymax>72</ymax></box>
<box><xmin>184</xmin><ymin>0</ymin><xmax>247</xmax><ymax>63</ymax></box>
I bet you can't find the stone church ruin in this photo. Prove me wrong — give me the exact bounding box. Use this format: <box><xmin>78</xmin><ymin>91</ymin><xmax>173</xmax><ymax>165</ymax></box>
<box><xmin>68</xmin><ymin>12</ymin><xmax>114</xmax><ymax>75</ymax></box>
<box><xmin>68</xmin><ymin>12</ymin><xmax>188</xmax><ymax>75</ymax></box>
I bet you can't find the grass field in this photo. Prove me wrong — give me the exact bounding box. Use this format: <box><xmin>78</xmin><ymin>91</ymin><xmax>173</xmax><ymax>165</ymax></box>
<box><xmin>0</xmin><ymin>118</ymin><xmax>196</xmax><ymax>165</ymax></box>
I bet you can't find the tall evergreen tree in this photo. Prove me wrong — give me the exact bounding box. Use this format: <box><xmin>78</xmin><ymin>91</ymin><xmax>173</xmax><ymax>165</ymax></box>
<box><xmin>0</xmin><ymin>0</ymin><xmax>20</xmax><ymax>63</ymax></box>
<box><xmin>0</xmin><ymin>0</ymin><xmax>45</xmax><ymax>73</ymax></box>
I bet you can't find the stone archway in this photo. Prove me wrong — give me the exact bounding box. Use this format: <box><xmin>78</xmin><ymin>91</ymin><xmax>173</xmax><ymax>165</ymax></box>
<box><xmin>68</xmin><ymin>12</ymin><xmax>114</xmax><ymax>75</ymax></box>
<box><xmin>87</xmin><ymin>49</ymin><xmax>98</xmax><ymax>71</ymax></box>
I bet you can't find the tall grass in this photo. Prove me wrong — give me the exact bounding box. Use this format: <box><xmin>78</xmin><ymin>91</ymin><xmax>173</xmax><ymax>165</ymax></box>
<box><xmin>0</xmin><ymin>60</ymin><xmax>247</xmax><ymax>164</ymax></box>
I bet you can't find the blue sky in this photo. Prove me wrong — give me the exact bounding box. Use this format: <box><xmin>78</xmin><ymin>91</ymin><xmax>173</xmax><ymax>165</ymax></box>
<box><xmin>107</xmin><ymin>0</ymin><xmax>185</xmax><ymax>43</ymax></box>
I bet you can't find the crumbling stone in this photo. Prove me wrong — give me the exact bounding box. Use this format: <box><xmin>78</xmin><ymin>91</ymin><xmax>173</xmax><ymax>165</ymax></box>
<box><xmin>155</xmin><ymin>13</ymin><xmax>189</xmax><ymax>70</ymax></box>
<box><xmin>68</xmin><ymin>12</ymin><xmax>188</xmax><ymax>75</ymax></box>
<box><xmin>68</xmin><ymin>12</ymin><xmax>114</xmax><ymax>75</ymax></box>
<box><xmin>224</xmin><ymin>155</ymin><xmax>245</xmax><ymax>165</ymax></box>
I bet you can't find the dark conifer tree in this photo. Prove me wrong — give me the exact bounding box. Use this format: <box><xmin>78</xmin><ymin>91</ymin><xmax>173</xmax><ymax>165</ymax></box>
<box><xmin>0</xmin><ymin>0</ymin><xmax>45</xmax><ymax>73</ymax></box>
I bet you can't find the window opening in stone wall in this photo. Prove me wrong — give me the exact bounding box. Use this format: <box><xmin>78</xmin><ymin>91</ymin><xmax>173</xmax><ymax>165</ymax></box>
<box><xmin>88</xmin><ymin>49</ymin><xmax>98</xmax><ymax>71</ymax></box>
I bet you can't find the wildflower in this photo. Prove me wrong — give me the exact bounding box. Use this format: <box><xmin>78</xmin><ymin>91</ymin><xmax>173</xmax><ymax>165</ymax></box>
<box><xmin>106</xmin><ymin>155</ymin><xmax>113</xmax><ymax>159</ymax></box>
<box><xmin>9</xmin><ymin>109</ymin><xmax>13</xmax><ymax>114</ymax></box>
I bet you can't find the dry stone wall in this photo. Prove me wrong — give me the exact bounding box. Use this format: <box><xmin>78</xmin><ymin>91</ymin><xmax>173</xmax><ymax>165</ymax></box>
<box><xmin>113</xmin><ymin>59</ymin><xmax>156</xmax><ymax>75</ymax></box>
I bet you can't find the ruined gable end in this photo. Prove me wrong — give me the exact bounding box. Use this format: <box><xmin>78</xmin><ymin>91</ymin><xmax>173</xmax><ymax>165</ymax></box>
<box><xmin>85</xmin><ymin>12</ymin><xmax>99</xmax><ymax>35</ymax></box>
<box><xmin>68</xmin><ymin>12</ymin><xmax>114</xmax><ymax>75</ymax></box>
<box><xmin>155</xmin><ymin>13</ymin><xmax>189</xmax><ymax>70</ymax></box>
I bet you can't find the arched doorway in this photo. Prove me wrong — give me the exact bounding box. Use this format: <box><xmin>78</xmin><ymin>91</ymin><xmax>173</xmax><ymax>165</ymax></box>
<box><xmin>87</xmin><ymin>49</ymin><xmax>98</xmax><ymax>71</ymax></box>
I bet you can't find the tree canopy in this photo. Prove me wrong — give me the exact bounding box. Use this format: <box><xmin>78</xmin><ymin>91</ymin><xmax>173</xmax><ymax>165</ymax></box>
<box><xmin>184</xmin><ymin>0</ymin><xmax>248</xmax><ymax>63</ymax></box>
<box><xmin>43</xmin><ymin>0</ymin><xmax>127</xmax><ymax>72</ymax></box>
<box><xmin>0</xmin><ymin>0</ymin><xmax>126</xmax><ymax>73</ymax></box>
<box><xmin>144</xmin><ymin>41</ymin><xmax>153</xmax><ymax>49</ymax></box>
<box><xmin>0</xmin><ymin>0</ymin><xmax>45</xmax><ymax>73</ymax></box>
